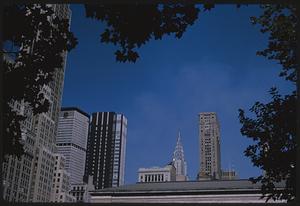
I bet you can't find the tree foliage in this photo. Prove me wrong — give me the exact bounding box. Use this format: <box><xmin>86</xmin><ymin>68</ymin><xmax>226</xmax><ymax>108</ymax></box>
<box><xmin>84</xmin><ymin>3</ymin><xmax>199</xmax><ymax>62</ymax></box>
<box><xmin>5</xmin><ymin>4</ymin><xmax>297</xmax><ymax>202</ymax></box>
<box><xmin>238</xmin><ymin>89</ymin><xmax>297</xmax><ymax>201</ymax></box>
<box><xmin>238</xmin><ymin>4</ymin><xmax>297</xmax><ymax>202</ymax></box>
<box><xmin>3</xmin><ymin>3</ymin><xmax>201</xmax><ymax>158</ymax></box>
<box><xmin>3</xmin><ymin>4</ymin><xmax>77</xmax><ymax>157</ymax></box>
<box><xmin>250</xmin><ymin>4</ymin><xmax>297</xmax><ymax>82</ymax></box>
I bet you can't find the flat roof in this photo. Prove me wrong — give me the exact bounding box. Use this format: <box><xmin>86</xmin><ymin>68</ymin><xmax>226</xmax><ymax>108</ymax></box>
<box><xmin>90</xmin><ymin>179</ymin><xmax>285</xmax><ymax>196</ymax></box>
<box><xmin>61</xmin><ymin>107</ymin><xmax>89</xmax><ymax>118</ymax></box>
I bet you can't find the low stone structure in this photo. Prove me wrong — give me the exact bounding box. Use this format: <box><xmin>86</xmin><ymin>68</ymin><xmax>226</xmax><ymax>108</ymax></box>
<box><xmin>89</xmin><ymin>179</ymin><xmax>286</xmax><ymax>204</ymax></box>
<box><xmin>138</xmin><ymin>165</ymin><xmax>176</xmax><ymax>183</ymax></box>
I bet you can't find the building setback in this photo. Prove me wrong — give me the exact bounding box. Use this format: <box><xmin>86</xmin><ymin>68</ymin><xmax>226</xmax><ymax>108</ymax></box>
<box><xmin>84</xmin><ymin>112</ymin><xmax>127</xmax><ymax>189</ymax></box>
<box><xmin>197</xmin><ymin>112</ymin><xmax>221</xmax><ymax>180</ymax></box>
<box><xmin>56</xmin><ymin>107</ymin><xmax>89</xmax><ymax>184</ymax></box>
<box><xmin>50</xmin><ymin>154</ymin><xmax>75</xmax><ymax>203</ymax></box>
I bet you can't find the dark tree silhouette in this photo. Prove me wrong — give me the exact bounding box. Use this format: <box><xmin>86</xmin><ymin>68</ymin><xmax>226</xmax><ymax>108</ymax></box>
<box><xmin>238</xmin><ymin>4</ymin><xmax>297</xmax><ymax>202</ymax></box>
<box><xmin>6</xmin><ymin>4</ymin><xmax>296</xmax><ymax>202</ymax></box>
<box><xmin>250</xmin><ymin>4</ymin><xmax>297</xmax><ymax>83</ymax></box>
<box><xmin>3</xmin><ymin>4</ymin><xmax>77</xmax><ymax>157</ymax></box>
<box><xmin>84</xmin><ymin>3</ymin><xmax>199</xmax><ymax>62</ymax></box>
<box><xmin>3</xmin><ymin>3</ymin><xmax>201</xmax><ymax>158</ymax></box>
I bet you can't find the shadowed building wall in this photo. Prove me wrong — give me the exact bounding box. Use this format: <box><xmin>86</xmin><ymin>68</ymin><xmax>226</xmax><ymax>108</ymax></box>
<box><xmin>84</xmin><ymin>112</ymin><xmax>127</xmax><ymax>189</ymax></box>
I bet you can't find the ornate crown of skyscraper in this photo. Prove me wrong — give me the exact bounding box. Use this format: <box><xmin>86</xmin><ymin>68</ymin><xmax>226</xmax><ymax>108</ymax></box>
<box><xmin>173</xmin><ymin>131</ymin><xmax>185</xmax><ymax>161</ymax></box>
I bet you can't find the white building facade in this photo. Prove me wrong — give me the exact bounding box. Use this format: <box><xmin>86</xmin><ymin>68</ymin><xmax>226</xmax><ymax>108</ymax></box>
<box><xmin>50</xmin><ymin>154</ymin><xmax>75</xmax><ymax>203</ymax></box>
<box><xmin>56</xmin><ymin>107</ymin><xmax>89</xmax><ymax>184</ymax></box>
<box><xmin>138</xmin><ymin>165</ymin><xmax>176</xmax><ymax>183</ymax></box>
<box><xmin>221</xmin><ymin>170</ymin><xmax>238</xmax><ymax>180</ymax></box>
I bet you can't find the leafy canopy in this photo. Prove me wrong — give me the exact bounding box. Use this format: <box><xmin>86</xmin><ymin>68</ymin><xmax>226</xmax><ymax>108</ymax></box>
<box><xmin>3</xmin><ymin>4</ymin><xmax>77</xmax><ymax>157</ymax></box>
<box><xmin>85</xmin><ymin>3</ymin><xmax>199</xmax><ymax>62</ymax></box>
<box><xmin>3</xmin><ymin>3</ymin><xmax>202</xmax><ymax>158</ymax></box>
<box><xmin>238</xmin><ymin>4</ymin><xmax>297</xmax><ymax>202</ymax></box>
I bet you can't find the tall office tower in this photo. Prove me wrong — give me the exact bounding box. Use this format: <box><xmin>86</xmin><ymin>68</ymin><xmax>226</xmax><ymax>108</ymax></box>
<box><xmin>56</xmin><ymin>107</ymin><xmax>89</xmax><ymax>184</ymax></box>
<box><xmin>84</xmin><ymin>112</ymin><xmax>127</xmax><ymax>189</ymax></box>
<box><xmin>172</xmin><ymin>131</ymin><xmax>188</xmax><ymax>181</ymax></box>
<box><xmin>197</xmin><ymin>112</ymin><xmax>221</xmax><ymax>180</ymax></box>
<box><xmin>28</xmin><ymin>5</ymin><xmax>71</xmax><ymax>202</ymax></box>
<box><xmin>2</xmin><ymin>4</ymin><xmax>72</xmax><ymax>202</ymax></box>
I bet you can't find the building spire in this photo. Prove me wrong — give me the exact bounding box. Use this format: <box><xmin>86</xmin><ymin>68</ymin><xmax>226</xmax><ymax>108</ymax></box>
<box><xmin>172</xmin><ymin>130</ymin><xmax>188</xmax><ymax>180</ymax></box>
<box><xmin>173</xmin><ymin>130</ymin><xmax>184</xmax><ymax>160</ymax></box>
<box><xmin>177</xmin><ymin>130</ymin><xmax>181</xmax><ymax>146</ymax></box>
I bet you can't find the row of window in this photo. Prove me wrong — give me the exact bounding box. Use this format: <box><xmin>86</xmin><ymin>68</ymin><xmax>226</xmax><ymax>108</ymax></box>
<box><xmin>141</xmin><ymin>174</ymin><xmax>165</xmax><ymax>182</ymax></box>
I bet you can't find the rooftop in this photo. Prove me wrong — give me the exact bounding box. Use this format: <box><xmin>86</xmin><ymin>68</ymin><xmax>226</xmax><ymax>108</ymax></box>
<box><xmin>90</xmin><ymin>179</ymin><xmax>285</xmax><ymax>196</ymax></box>
<box><xmin>61</xmin><ymin>107</ymin><xmax>89</xmax><ymax>118</ymax></box>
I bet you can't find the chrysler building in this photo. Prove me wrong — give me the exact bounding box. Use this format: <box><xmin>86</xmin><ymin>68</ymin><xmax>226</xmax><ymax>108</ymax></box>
<box><xmin>172</xmin><ymin>131</ymin><xmax>188</xmax><ymax>181</ymax></box>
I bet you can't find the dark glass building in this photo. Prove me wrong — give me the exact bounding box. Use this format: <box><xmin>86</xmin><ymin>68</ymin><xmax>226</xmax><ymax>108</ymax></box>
<box><xmin>84</xmin><ymin>112</ymin><xmax>127</xmax><ymax>189</ymax></box>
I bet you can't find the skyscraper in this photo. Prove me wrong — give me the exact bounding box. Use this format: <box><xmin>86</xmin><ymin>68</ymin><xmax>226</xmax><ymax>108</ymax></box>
<box><xmin>2</xmin><ymin>4</ymin><xmax>72</xmax><ymax>202</ymax></box>
<box><xmin>172</xmin><ymin>131</ymin><xmax>188</xmax><ymax>181</ymax></box>
<box><xmin>197</xmin><ymin>112</ymin><xmax>221</xmax><ymax>180</ymax></box>
<box><xmin>84</xmin><ymin>112</ymin><xmax>127</xmax><ymax>189</ymax></box>
<box><xmin>56</xmin><ymin>107</ymin><xmax>89</xmax><ymax>184</ymax></box>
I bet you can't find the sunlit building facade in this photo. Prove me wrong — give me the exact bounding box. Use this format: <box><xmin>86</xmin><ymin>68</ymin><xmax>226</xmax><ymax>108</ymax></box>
<box><xmin>138</xmin><ymin>165</ymin><xmax>176</xmax><ymax>183</ymax></box>
<box><xmin>50</xmin><ymin>154</ymin><xmax>75</xmax><ymax>203</ymax></box>
<box><xmin>197</xmin><ymin>112</ymin><xmax>221</xmax><ymax>180</ymax></box>
<box><xmin>56</xmin><ymin>107</ymin><xmax>89</xmax><ymax>184</ymax></box>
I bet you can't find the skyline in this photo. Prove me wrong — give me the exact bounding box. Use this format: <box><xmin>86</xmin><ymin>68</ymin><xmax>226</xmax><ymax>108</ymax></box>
<box><xmin>61</xmin><ymin>4</ymin><xmax>295</xmax><ymax>184</ymax></box>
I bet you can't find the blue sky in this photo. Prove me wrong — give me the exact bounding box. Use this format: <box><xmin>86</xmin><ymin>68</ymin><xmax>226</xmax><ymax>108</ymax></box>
<box><xmin>62</xmin><ymin>4</ymin><xmax>295</xmax><ymax>184</ymax></box>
